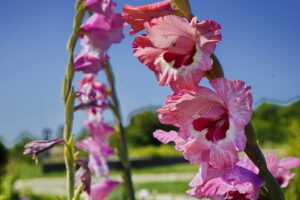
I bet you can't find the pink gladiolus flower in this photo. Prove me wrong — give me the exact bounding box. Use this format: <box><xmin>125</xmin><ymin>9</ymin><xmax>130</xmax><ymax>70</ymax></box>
<box><xmin>187</xmin><ymin>164</ymin><xmax>263</xmax><ymax>200</ymax></box>
<box><xmin>74</xmin><ymin>50</ymin><xmax>106</xmax><ymax>74</ymax></box>
<box><xmin>122</xmin><ymin>0</ymin><xmax>174</xmax><ymax>35</ymax></box>
<box><xmin>133</xmin><ymin>15</ymin><xmax>221</xmax><ymax>91</ymax></box>
<box><xmin>238</xmin><ymin>154</ymin><xmax>300</xmax><ymax>188</ymax></box>
<box><xmin>75</xmin><ymin>13</ymin><xmax>124</xmax><ymax>73</ymax></box>
<box><xmin>85</xmin><ymin>0</ymin><xmax>116</xmax><ymax>18</ymax></box>
<box><xmin>76</xmin><ymin>137</ymin><xmax>114</xmax><ymax>177</ymax></box>
<box><xmin>80</xmin><ymin>13</ymin><xmax>124</xmax><ymax>51</ymax></box>
<box><xmin>84</xmin><ymin>107</ymin><xmax>113</xmax><ymax>142</ymax></box>
<box><xmin>89</xmin><ymin>179</ymin><xmax>120</xmax><ymax>200</ymax></box>
<box><xmin>77</xmin><ymin>74</ymin><xmax>108</xmax><ymax>109</ymax></box>
<box><xmin>155</xmin><ymin>78</ymin><xmax>252</xmax><ymax>169</ymax></box>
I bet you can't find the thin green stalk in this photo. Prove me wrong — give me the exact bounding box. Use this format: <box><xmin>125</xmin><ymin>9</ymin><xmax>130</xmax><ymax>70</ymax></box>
<box><xmin>104</xmin><ymin>61</ymin><xmax>136</xmax><ymax>200</ymax></box>
<box><xmin>244</xmin><ymin>123</ymin><xmax>284</xmax><ymax>200</ymax></box>
<box><xmin>62</xmin><ymin>1</ymin><xmax>85</xmax><ymax>200</ymax></box>
<box><xmin>72</xmin><ymin>182</ymin><xmax>84</xmax><ymax>200</ymax></box>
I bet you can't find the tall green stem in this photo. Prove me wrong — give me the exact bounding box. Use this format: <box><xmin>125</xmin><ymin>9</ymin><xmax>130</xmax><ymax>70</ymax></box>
<box><xmin>62</xmin><ymin>1</ymin><xmax>85</xmax><ymax>199</ymax></box>
<box><xmin>104</xmin><ymin>61</ymin><xmax>136</xmax><ymax>200</ymax></box>
<box><xmin>244</xmin><ymin>124</ymin><xmax>284</xmax><ymax>200</ymax></box>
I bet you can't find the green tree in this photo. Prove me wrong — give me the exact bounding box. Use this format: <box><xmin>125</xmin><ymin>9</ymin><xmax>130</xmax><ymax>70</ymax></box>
<box><xmin>0</xmin><ymin>140</ymin><xmax>8</xmax><ymax>182</ymax></box>
<box><xmin>125</xmin><ymin>108</ymin><xmax>178</xmax><ymax>147</ymax></box>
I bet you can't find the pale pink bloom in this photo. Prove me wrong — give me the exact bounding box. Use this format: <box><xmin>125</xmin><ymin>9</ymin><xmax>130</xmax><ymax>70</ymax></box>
<box><xmin>155</xmin><ymin>78</ymin><xmax>252</xmax><ymax>169</ymax></box>
<box><xmin>122</xmin><ymin>0</ymin><xmax>174</xmax><ymax>35</ymax></box>
<box><xmin>84</xmin><ymin>107</ymin><xmax>113</xmax><ymax>142</ymax></box>
<box><xmin>89</xmin><ymin>179</ymin><xmax>120</xmax><ymax>200</ymax></box>
<box><xmin>75</xmin><ymin>13</ymin><xmax>124</xmax><ymax>73</ymax></box>
<box><xmin>85</xmin><ymin>0</ymin><xmax>116</xmax><ymax>18</ymax></box>
<box><xmin>238</xmin><ymin>154</ymin><xmax>300</xmax><ymax>188</ymax></box>
<box><xmin>76</xmin><ymin>137</ymin><xmax>114</xmax><ymax>177</ymax></box>
<box><xmin>77</xmin><ymin>74</ymin><xmax>108</xmax><ymax>109</ymax></box>
<box><xmin>133</xmin><ymin>15</ymin><xmax>221</xmax><ymax>91</ymax></box>
<box><xmin>187</xmin><ymin>164</ymin><xmax>263</xmax><ymax>200</ymax></box>
<box><xmin>80</xmin><ymin>13</ymin><xmax>124</xmax><ymax>51</ymax></box>
<box><xmin>74</xmin><ymin>48</ymin><xmax>106</xmax><ymax>73</ymax></box>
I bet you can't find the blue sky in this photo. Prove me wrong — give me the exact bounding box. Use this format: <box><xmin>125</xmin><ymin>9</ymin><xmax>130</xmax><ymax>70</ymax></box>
<box><xmin>0</xmin><ymin>0</ymin><xmax>299</xmax><ymax>145</ymax></box>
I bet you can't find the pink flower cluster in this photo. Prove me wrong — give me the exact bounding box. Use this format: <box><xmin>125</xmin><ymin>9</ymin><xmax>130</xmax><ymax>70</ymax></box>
<box><xmin>124</xmin><ymin>0</ymin><xmax>300</xmax><ymax>199</ymax></box>
<box><xmin>74</xmin><ymin>0</ymin><xmax>125</xmax><ymax>199</ymax></box>
<box><xmin>74</xmin><ymin>0</ymin><xmax>124</xmax><ymax>74</ymax></box>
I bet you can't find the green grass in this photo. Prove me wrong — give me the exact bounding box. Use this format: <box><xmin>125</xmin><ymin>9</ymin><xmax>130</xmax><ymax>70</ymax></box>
<box><xmin>108</xmin><ymin>180</ymin><xmax>190</xmax><ymax>200</ymax></box>
<box><xmin>130</xmin><ymin>163</ymin><xmax>198</xmax><ymax>174</ymax></box>
<box><xmin>17</xmin><ymin>162</ymin><xmax>197</xmax><ymax>179</ymax></box>
<box><xmin>135</xmin><ymin>180</ymin><xmax>190</xmax><ymax>194</ymax></box>
<box><xmin>12</xmin><ymin>161</ymin><xmax>65</xmax><ymax>180</ymax></box>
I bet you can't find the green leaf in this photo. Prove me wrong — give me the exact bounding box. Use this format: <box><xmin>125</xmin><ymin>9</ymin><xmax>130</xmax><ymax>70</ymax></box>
<box><xmin>171</xmin><ymin>0</ymin><xmax>192</xmax><ymax>19</ymax></box>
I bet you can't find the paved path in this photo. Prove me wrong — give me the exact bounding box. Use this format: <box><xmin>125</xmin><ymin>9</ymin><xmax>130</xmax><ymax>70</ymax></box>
<box><xmin>15</xmin><ymin>172</ymin><xmax>195</xmax><ymax>198</ymax></box>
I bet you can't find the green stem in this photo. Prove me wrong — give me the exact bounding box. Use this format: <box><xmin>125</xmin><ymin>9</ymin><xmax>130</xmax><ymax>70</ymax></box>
<box><xmin>72</xmin><ymin>182</ymin><xmax>84</xmax><ymax>200</ymax></box>
<box><xmin>244</xmin><ymin>123</ymin><xmax>284</xmax><ymax>200</ymax></box>
<box><xmin>104</xmin><ymin>61</ymin><xmax>136</xmax><ymax>200</ymax></box>
<box><xmin>62</xmin><ymin>1</ymin><xmax>85</xmax><ymax>200</ymax></box>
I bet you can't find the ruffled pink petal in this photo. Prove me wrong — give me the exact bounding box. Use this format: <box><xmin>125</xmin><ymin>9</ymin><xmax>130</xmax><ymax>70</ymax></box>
<box><xmin>133</xmin><ymin>35</ymin><xmax>165</xmax><ymax>71</ymax></box>
<box><xmin>210</xmin><ymin>78</ymin><xmax>253</xmax><ymax>127</ymax></box>
<box><xmin>183</xmin><ymin>139</ymin><xmax>210</xmax><ymax>164</ymax></box>
<box><xmin>85</xmin><ymin>0</ymin><xmax>116</xmax><ymax>17</ymax></box>
<box><xmin>209</xmin><ymin>140</ymin><xmax>238</xmax><ymax>169</ymax></box>
<box><xmin>158</xmin><ymin>87</ymin><xmax>224</xmax><ymax>126</ymax></box>
<box><xmin>226</xmin><ymin>120</ymin><xmax>247</xmax><ymax>152</ymax></box>
<box><xmin>84</xmin><ymin>120</ymin><xmax>113</xmax><ymax>142</ymax></box>
<box><xmin>88</xmin><ymin>153</ymin><xmax>109</xmax><ymax>177</ymax></box>
<box><xmin>74</xmin><ymin>53</ymin><xmax>105</xmax><ymax>73</ymax></box>
<box><xmin>188</xmin><ymin>166</ymin><xmax>263</xmax><ymax>200</ymax></box>
<box><xmin>237</xmin><ymin>157</ymin><xmax>259</xmax><ymax>174</ymax></box>
<box><xmin>89</xmin><ymin>179</ymin><xmax>120</xmax><ymax>200</ymax></box>
<box><xmin>145</xmin><ymin>15</ymin><xmax>195</xmax><ymax>51</ymax></box>
<box><xmin>193</xmin><ymin>19</ymin><xmax>222</xmax><ymax>54</ymax></box>
<box><xmin>153</xmin><ymin>129</ymin><xmax>179</xmax><ymax>144</ymax></box>
<box><xmin>277</xmin><ymin>157</ymin><xmax>300</xmax><ymax>169</ymax></box>
<box><xmin>80</xmin><ymin>13</ymin><xmax>124</xmax><ymax>51</ymax></box>
<box><xmin>122</xmin><ymin>0</ymin><xmax>174</xmax><ymax>35</ymax></box>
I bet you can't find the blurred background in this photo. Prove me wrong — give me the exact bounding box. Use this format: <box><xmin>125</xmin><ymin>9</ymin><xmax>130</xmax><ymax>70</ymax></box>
<box><xmin>0</xmin><ymin>0</ymin><xmax>299</xmax><ymax>199</ymax></box>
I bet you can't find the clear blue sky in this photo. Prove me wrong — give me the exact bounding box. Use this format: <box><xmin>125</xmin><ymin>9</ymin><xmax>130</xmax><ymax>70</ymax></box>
<box><xmin>0</xmin><ymin>0</ymin><xmax>299</xmax><ymax>145</ymax></box>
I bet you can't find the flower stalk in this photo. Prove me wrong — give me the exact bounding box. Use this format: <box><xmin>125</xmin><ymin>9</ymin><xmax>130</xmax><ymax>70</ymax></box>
<box><xmin>244</xmin><ymin>123</ymin><xmax>284</xmax><ymax>200</ymax></box>
<box><xmin>61</xmin><ymin>1</ymin><xmax>85</xmax><ymax>199</ymax></box>
<box><xmin>104</xmin><ymin>61</ymin><xmax>136</xmax><ymax>200</ymax></box>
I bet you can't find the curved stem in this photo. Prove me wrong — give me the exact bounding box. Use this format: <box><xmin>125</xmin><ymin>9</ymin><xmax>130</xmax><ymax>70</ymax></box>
<box><xmin>61</xmin><ymin>1</ymin><xmax>85</xmax><ymax>199</ymax></box>
<box><xmin>244</xmin><ymin>123</ymin><xmax>284</xmax><ymax>200</ymax></box>
<box><xmin>104</xmin><ymin>61</ymin><xmax>136</xmax><ymax>200</ymax></box>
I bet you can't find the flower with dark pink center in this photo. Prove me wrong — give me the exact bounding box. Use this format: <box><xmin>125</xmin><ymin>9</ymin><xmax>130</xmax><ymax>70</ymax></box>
<box><xmin>132</xmin><ymin>15</ymin><xmax>221</xmax><ymax>91</ymax></box>
<box><xmin>154</xmin><ymin>78</ymin><xmax>252</xmax><ymax>169</ymax></box>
